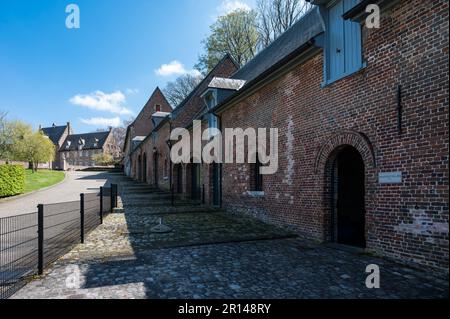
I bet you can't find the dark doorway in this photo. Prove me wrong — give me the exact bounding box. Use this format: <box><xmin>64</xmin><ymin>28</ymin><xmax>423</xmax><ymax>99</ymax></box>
<box><xmin>333</xmin><ymin>146</ymin><xmax>366</xmax><ymax>248</ymax></box>
<box><xmin>211</xmin><ymin>163</ymin><xmax>220</xmax><ymax>206</ymax></box>
<box><xmin>176</xmin><ymin>164</ymin><xmax>183</xmax><ymax>194</ymax></box>
<box><xmin>191</xmin><ymin>163</ymin><xmax>201</xmax><ymax>200</ymax></box>
<box><xmin>153</xmin><ymin>153</ymin><xmax>158</xmax><ymax>187</ymax></box>
<box><xmin>142</xmin><ymin>153</ymin><xmax>147</xmax><ymax>183</ymax></box>
<box><xmin>137</xmin><ymin>155</ymin><xmax>142</xmax><ymax>181</ymax></box>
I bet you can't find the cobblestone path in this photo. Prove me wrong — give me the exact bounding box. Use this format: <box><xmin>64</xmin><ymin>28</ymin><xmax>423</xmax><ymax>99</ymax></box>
<box><xmin>12</xmin><ymin>176</ymin><xmax>449</xmax><ymax>299</ymax></box>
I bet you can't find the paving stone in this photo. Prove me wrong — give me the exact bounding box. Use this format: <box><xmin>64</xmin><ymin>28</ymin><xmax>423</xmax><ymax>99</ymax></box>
<box><xmin>11</xmin><ymin>176</ymin><xmax>449</xmax><ymax>299</ymax></box>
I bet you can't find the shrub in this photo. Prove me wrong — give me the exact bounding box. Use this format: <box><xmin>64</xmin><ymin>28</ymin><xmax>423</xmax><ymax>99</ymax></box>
<box><xmin>0</xmin><ymin>164</ymin><xmax>25</xmax><ymax>197</ymax></box>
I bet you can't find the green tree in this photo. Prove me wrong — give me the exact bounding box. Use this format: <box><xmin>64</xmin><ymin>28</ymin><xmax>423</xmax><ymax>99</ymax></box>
<box><xmin>0</xmin><ymin>111</ymin><xmax>12</xmax><ymax>160</ymax></box>
<box><xmin>196</xmin><ymin>9</ymin><xmax>259</xmax><ymax>74</ymax></box>
<box><xmin>92</xmin><ymin>153</ymin><xmax>115</xmax><ymax>166</ymax></box>
<box><xmin>14</xmin><ymin>130</ymin><xmax>55</xmax><ymax>172</ymax></box>
<box><xmin>0</xmin><ymin>117</ymin><xmax>33</xmax><ymax>162</ymax></box>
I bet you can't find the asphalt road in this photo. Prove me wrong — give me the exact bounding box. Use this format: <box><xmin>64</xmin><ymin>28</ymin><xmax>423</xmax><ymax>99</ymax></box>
<box><xmin>0</xmin><ymin>171</ymin><xmax>114</xmax><ymax>218</ymax></box>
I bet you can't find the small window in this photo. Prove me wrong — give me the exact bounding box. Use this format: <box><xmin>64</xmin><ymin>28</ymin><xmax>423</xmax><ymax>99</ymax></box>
<box><xmin>325</xmin><ymin>0</ymin><xmax>363</xmax><ymax>84</ymax></box>
<box><xmin>155</xmin><ymin>104</ymin><xmax>161</xmax><ymax>112</ymax></box>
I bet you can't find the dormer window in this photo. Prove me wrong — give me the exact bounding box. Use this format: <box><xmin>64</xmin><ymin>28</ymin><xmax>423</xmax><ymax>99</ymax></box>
<box><xmin>205</xmin><ymin>90</ymin><xmax>217</xmax><ymax>110</ymax></box>
<box><xmin>93</xmin><ymin>138</ymin><xmax>99</xmax><ymax>148</ymax></box>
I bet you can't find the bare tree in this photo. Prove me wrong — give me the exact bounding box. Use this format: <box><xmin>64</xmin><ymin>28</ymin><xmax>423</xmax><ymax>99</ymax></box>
<box><xmin>163</xmin><ymin>74</ymin><xmax>203</xmax><ymax>108</ymax></box>
<box><xmin>257</xmin><ymin>0</ymin><xmax>313</xmax><ymax>48</ymax></box>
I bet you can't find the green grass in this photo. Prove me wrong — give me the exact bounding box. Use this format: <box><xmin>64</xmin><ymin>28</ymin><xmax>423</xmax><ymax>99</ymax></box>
<box><xmin>24</xmin><ymin>169</ymin><xmax>65</xmax><ymax>194</ymax></box>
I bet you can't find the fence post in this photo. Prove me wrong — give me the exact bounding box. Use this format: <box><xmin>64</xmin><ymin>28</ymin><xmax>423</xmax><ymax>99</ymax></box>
<box><xmin>37</xmin><ymin>204</ymin><xmax>44</xmax><ymax>275</ymax></box>
<box><xmin>99</xmin><ymin>187</ymin><xmax>103</xmax><ymax>224</ymax></box>
<box><xmin>80</xmin><ymin>193</ymin><xmax>85</xmax><ymax>244</ymax></box>
<box><xmin>110</xmin><ymin>186</ymin><xmax>114</xmax><ymax>214</ymax></box>
<box><xmin>113</xmin><ymin>184</ymin><xmax>118</xmax><ymax>208</ymax></box>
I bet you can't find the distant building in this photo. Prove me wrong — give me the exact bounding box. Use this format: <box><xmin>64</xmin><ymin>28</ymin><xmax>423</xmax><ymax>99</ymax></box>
<box><xmin>59</xmin><ymin>130</ymin><xmax>119</xmax><ymax>170</ymax></box>
<box><xmin>41</xmin><ymin>124</ymin><xmax>119</xmax><ymax>171</ymax></box>
<box><xmin>40</xmin><ymin>123</ymin><xmax>72</xmax><ymax>170</ymax></box>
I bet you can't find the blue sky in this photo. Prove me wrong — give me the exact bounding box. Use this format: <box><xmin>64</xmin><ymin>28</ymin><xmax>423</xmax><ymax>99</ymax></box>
<box><xmin>0</xmin><ymin>0</ymin><xmax>255</xmax><ymax>133</ymax></box>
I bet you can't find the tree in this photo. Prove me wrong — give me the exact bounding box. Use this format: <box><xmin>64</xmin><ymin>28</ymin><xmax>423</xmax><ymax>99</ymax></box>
<box><xmin>195</xmin><ymin>9</ymin><xmax>259</xmax><ymax>74</ymax></box>
<box><xmin>163</xmin><ymin>74</ymin><xmax>203</xmax><ymax>108</ymax></box>
<box><xmin>92</xmin><ymin>153</ymin><xmax>115</xmax><ymax>166</ymax></box>
<box><xmin>0</xmin><ymin>111</ymin><xmax>11</xmax><ymax>160</ymax></box>
<box><xmin>257</xmin><ymin>0</ymin><xmax>313</xmax><ymax>48</ymax></box>
<box><xmin>0</xmin><ymin>117</ymin><xmax>33</xmax><ymax>162</ymax></box>
<box><xmin>14</xmin><ymin>130</ymin><xmax>55</xmax><ymax>172</ymax></box>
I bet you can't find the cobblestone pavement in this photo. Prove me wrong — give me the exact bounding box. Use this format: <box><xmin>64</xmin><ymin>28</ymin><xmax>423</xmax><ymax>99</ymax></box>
<box><xmin>12</xmin><ymin>176</ymin><xmax>449</xmax><ymax>299</ymax></box>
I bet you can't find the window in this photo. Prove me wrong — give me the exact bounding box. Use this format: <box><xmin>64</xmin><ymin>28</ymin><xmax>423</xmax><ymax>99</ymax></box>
<box><xmin>155</xmin><ymin>104</ymin><xmax>161</xmax><ymax>112</ymax></box>
<box><xmin>251</xmin><ymin>156</ymin><xmax>263</xmax><ymax>192</ymax></box>
<box><xmin>325</xmin><ymin>0</ymin><xmax>363</xmax><ymax>84</ymax></box>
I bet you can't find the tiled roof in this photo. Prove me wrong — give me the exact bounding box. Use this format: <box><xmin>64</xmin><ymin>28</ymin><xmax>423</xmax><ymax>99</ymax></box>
<box><xmin>41</xmin><ymin>125</ymin><xmax>67</xmax><ymax>145</ymax></box>
<box><xmin>60</xmin><ymin>131</ymin><xmax>110</xmax><ymax>151</ymax></box>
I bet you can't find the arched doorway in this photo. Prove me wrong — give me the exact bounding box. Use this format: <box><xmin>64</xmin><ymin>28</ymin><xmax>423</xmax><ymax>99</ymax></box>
<box><xmin>331</xmin><ymin>146</ymin><xmax>366</xmax><ymax>248</ymax></box>
<box><xmin>186</xmin><ymin>163</ymin><xmax>201</xmax><ymax>200</ymax></box>
<box><xmin>211</xmin><ymin>163</ymin><xmax>220</xmax><ymax>206</ymax></box>
<box><xmin>142</xmin><ymin>153</ymin><xmax>147</xmax><ymax>183</ymax></box>
<box><xmin>153</xmin><ymin>152</ymin><xmax>158</xmax><ymax>186</ymax></box>
<box><xmin>174</xmin><ymin>164</ymin><xmax>183</xmax><ymax>194</ymax></box>
<box><xmin>137</xmin><ymin>155</ymin><xmax>142</xmax><ymax>181</ymax></box>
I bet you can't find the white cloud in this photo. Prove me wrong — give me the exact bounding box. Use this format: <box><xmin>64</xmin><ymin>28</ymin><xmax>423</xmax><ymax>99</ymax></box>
<box><xmin>126</xmin><ymin>88</ymin><xmax>139</xmax><ymax>95</ymax></box>
<box><xmin>69</xmin><ymin>90</ymin><xmax>133</xmax><ymax>115</ymax></box>
<box><xmin>80</xmin><ymin>117</ymin><xmax>121</xmax><ymax>128</ymax></box>
<box><xmin>155</xmin><ymin>60</ymin><xmax>201</xmax><ymax>77</ymax></box>
<box><xmin>217</xmin><ymin>0</ymin><xmax>252</xmax><ymax>15</ymax></box>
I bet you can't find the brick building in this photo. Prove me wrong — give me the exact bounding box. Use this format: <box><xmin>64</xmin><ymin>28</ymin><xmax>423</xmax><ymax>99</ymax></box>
<box><xmin>42</xmin><ymin>124</ymin><xmax>120</xmax><ymax>171</ymax></box>
<box><xmin>123</xmin><ymin>87</ymin><xmax>172</xmax><ymax>177</ymax></box>
<box><xmin>127</xmin><ymin>0</ymin><xmax>448</xmax><ymax>272</ymax></box>
<box><xmin>129</xmin><ymin>54</ymin><xmax>238</xmax><ymax>192</ymax></box>
<box><xmin>59</xmin><ymin>129</ymin><xmax>119</xmax><ymax>170</ymax></box>
<box><xmin>41</xmin><ymin>123</ymin><xmax>72</xmax><ymax>170</ymax></box>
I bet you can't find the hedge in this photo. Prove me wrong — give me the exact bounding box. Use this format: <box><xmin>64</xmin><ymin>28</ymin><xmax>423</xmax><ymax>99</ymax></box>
<box><xmin>0</xmin><ymin>164</ymin><xmax>25</xmax><ymax>198</ymax></box>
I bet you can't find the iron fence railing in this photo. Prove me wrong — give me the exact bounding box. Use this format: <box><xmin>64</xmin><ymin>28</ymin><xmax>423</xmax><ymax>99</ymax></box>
<box><xmin>0</xmin><ymin>184</ymin><xmax>118</xmax><ymax>299</ymax></box>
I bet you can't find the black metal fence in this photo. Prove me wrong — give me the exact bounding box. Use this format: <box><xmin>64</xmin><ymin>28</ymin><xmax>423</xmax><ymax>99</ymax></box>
<box><xmin>0</xmin><ymin>184</ymin><xmax>118</xmax><ymax>299</ymax></box>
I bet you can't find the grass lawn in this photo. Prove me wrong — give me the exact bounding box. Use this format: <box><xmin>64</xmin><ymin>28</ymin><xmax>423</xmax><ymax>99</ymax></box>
<box><xmin>24</xmin><ymin>169</ymin><xmax>65</xmax><ymax>194</ymax></box>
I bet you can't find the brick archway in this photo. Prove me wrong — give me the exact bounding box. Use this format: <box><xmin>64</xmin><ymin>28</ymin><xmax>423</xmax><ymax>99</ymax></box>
<box><xmin>314</xmin><ymin>130</ymin><xmax>376</xmax><ymax>174</ymax></box>
<box><xmin>314</xmin><ymin>130</ymin><xmax>377</xmax><ymax>243</ymax></box>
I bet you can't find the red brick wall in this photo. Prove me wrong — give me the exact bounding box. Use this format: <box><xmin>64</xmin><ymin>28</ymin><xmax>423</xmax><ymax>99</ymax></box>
<box><xmin>133</xmin><ymin>88</ymin><xmax>172</xmax><ymax>138</ymax></box>
<box><xmin>219</xmin><ymin>0</ymin><xmax>449</xmax><ymax>271</ymax></box>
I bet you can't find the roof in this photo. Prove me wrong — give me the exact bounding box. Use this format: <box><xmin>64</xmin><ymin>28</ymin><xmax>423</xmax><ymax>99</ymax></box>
<box><xmin>60</xmin><ymin>131</ymin><xmax>111</xmax><ymax>152</ymax></box>
<box><xmin>171</xmin><ymin>53</ymin><xmax>239</xmax><ymax>119</ymax></box>
<box><xmin>152</xmin><ymin>112</ymin><xmax>171</xmax><ymax>118</ymax></box>
<box><xmin>207</xmin><ymin>77</ymin><xmax>246</xmax><ymax>90</ymax></box>
<box><xmin>41</xmin><ymin>125</ymin><xmax>68</xmax><ymax>145</ymax></box>
<box><xmin>123</xmin><ymin>87</ymin><xmax>172</xmax><ymax>153</ymax></box>
<box><xmin>231</xmin><ymin>7</ymin><xmax>324</xmax><ymax>83</ymax></box>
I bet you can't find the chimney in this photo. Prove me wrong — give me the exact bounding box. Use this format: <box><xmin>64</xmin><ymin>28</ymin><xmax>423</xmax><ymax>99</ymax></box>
<box><xmin>67</xmin><ymin>122</ymin><xmax>71</xmax><ymax>134</ymax></box>
<box><xmin>52</xmin><ymin>123</ymin><xmax>56</xmax><ymax>127</ymax></box>
<box><xmin>108</xmin><ymin>126</ymin><xmax>113</xmax><ymax>132</ymax></box>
